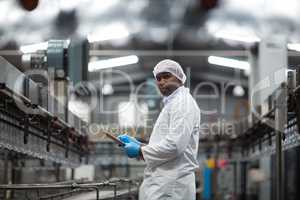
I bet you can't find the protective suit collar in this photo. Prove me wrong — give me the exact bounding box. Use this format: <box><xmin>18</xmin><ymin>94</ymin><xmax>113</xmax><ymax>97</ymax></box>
<box><xmin>163</xmin><ymin>86</ymin><xmax>188</xmax><ymax>105</ymax></box>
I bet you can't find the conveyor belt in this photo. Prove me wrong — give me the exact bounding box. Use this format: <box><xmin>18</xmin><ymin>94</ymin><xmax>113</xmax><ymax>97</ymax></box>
<box><xmin>0</xmin><ymin>179</ymin><xmax>141</xmax><ymax>200</ymax></box>
<box><xmin>62</xmin><ymin>188</ymin><xmax>138</xmax><ymax>200</ymax></box>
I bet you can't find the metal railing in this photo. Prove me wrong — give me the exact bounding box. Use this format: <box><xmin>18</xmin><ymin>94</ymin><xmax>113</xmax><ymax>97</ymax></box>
<box><xmin>0</xmin><ymin>178</ymin><xmax>141</xmax><ymax>200</ymax></box>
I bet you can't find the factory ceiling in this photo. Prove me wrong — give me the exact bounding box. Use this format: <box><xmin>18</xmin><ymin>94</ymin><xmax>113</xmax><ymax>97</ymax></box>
<box><xmin>1</xmin><ymin>0</ymin><xmax>300</xmax><ymax>90</ymax></box>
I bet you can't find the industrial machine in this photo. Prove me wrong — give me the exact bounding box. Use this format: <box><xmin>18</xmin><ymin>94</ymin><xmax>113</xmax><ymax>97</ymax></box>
<box><xmin>200</xmin><ymin>67</ymin><xmax>300</xmax><ymax>200</ymax></box>
<box><xmin>0</xmin><ymin>40</ymin><xmax>140</xmax><ymax>200</ymax></box>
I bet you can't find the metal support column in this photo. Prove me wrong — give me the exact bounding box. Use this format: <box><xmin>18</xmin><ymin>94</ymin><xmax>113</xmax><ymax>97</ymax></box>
<box><xmin>3</xmin><ymin>152</ymin><xmax>9</xmax><ymax>199</ymax></box>
<box><xmin>71</xmin><ymin>168</ymin><xmax>75</xmax><ymax>180</ymax></box>
<box><xmin>55</xmin><ymin>164</ymin><xmax>61</xmax><ymax>182</ymax></box>
<box><xmin>275</xmin><ymin>84</ymin><xmax>287</xmax><ymax>200</ymax></box>
<box><xmin>233</xmin><ymin>162</ymin><xmax>237</xmax><ymax>199</ymax></box>
<box><xmin>240</xmin><ymin>161</ymin><xmax>247</xmax><ymax>200</ymax></box>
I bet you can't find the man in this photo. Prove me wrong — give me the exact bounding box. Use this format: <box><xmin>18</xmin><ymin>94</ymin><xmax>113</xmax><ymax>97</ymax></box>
<box><xmin>118</xmin><ymin>59</ymin><xmax>201</xmax><ymax>200</ymax></box>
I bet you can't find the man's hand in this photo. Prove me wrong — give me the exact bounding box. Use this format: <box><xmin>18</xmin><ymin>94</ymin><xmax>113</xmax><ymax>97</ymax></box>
<box><xmin>124</xmin><ymin>142</ymin><xmax>141</xmax><ymax>158</ymax></box>
<box><xmin>118</xmin><ymin>134</ymin><xmax>141</xmax><ymax>145</ymax></box>
<box><xmin>118</xmin><ymin>134</ymin><xmax>144</xmax><ymax>159</ymax></box>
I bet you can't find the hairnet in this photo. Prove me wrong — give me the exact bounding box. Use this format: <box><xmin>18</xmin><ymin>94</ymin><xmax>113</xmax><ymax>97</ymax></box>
<box><xmin>153</xmin><ymin>59</ymin><xmax>186</xmax><ymax>84</ymax></box>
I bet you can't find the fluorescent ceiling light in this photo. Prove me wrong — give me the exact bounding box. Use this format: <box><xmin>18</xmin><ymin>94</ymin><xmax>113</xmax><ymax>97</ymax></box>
<box><xmin>287</xmin><ymin>43</ymin><xmax>300</xmax><ymax>51</ymax></box>
<box><xmin>87</xmin><ymin>23</ymin><xmax>130</xmax><ymax>43</ymax></box>
<box><xmin>208</xmin><ymin>56</ymin><xmax>250</xmax><ymax>71</ymax></box>
<box><xmin>20</xmin><ymin>42</ymin><xmax>48</xmax><ymax>53</ymax></box>
<box><xmin>233</xmin><ymin>85</ymin><xmax>245</xmax><ymax>97</ymax></box>
<box><xmin>88</xmin><ymin>55</ymin><xmax>139</xmax><ymax>72</ymax></box>
<box><xmin>102</xmin><ymin>84</ymin><xmax>114</xmax><ymax>95</ymax></box>
<box><xmin>215</xmin><ymin>32</ymin><xmax>260</xmax><ymax>43</ymax></box>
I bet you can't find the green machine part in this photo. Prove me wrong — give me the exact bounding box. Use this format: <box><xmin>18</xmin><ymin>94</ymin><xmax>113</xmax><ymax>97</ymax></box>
<box><xmin>68</xmin><ymin>39</ymin><xmax>89</xmax><ymax>84</ymax></box>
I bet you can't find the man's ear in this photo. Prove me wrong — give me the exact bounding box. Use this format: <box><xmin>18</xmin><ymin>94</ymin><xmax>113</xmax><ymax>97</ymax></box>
<box><xmin>176</xmin><ymin>78</ymin><xmax>183</xmax><ymax>86</ymax></box>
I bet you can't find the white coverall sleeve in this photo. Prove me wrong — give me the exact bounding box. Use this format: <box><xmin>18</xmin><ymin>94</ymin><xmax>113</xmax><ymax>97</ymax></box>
<box><xmin>142</xmin><ymin>101</ymin><xmax>196</xmax><ymax>168</ymax></box>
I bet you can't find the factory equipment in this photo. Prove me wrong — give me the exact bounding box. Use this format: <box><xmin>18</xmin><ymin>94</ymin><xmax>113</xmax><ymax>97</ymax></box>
<box><xmin>0</xmin><ymin>178</ymin><xmax>141</xmax><ymax>200</ymax></box>
<box><xmin>0</xmin><ymin>38</ymin><xmax>142</xmax><ymax>199</ymax></box>
<box><xmin>0</xmin><ymin>38</ymin><xmax>90</xmax><ymax>165</ymax></box>
<box><xmin>202</xmin><ymin>67</ymin><xmax>300</xmax><ymax>200</ymax></box>
<box><xmin>0</xmin><ymin>38</ymin><xmax>93</xmax><ymax>199</ymax></box>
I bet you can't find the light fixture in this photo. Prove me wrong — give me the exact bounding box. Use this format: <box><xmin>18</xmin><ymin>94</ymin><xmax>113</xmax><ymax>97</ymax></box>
<box><xmin>208</xmin><ymin>56</ymin><xmax>250</xmax><ymax>71</ymax></box>
<box><xmin>287</xmin><ymin>43</ymin><xmax>300</xmax><ymax>52</ymax></box>
<box><xmin>88</xmin><ymin>55</ymin><xmax>139</xmax><ymax>72</ymax></box>
<box><xmin>215</xmin><ymin>31</ymin><xmax>260</xmax><ymax>43</ymax></box>
<box><xmin>102</xmin><ymin>84</ymin><xmax>114</xmax><ymax>95</ymax></box>
<box><xmin>20</xmin><ymin>42</ymin><xmax>48</xmax><ymax>53</ymax></box>
<box><xmin>87</xmin><ymin>23</ymin><xmax>130</xmax><ymax>43</ymax></box>
<box><xmin>233</xmin><ymin>85</ymin><xmax>245</xmax><ymax>97</ymax></box>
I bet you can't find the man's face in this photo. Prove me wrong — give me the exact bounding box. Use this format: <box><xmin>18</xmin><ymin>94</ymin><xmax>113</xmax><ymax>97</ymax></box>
<box><xmin>155</xmin><ymin>72</ymin><xmax>182</xmax><ymax>96</ymax></box>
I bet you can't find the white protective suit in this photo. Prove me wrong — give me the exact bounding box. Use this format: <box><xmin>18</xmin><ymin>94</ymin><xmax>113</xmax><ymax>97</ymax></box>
<box><xmin>139</xmin><ymin>86</ymin><xmax>201</xmax><ymax>200</ymax></box>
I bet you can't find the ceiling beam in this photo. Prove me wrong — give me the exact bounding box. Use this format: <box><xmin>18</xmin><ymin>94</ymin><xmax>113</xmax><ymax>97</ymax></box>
<box><xmin>89</xmin><ymin>71</ymin><xmax>150</xmax><ymax>86</ymax></box>
<box><xmin>192</xmin><ymin>73</ymin><xmax>248</xmax><ymax>87</ymax></box>
<box><xmin>89</xmin><ymin>50</ymin><xmax>248</xmax><ymax>57</ymax></box>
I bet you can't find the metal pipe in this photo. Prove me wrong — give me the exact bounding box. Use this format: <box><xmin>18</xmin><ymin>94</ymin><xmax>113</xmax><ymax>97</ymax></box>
<box><xmin>39</xmin><ymin>189</ymin><xmax>80</xmax><ymax>200</ymax></box>
<box><xmin>0</xmin><ymin>177</ymin><xmax>139</xmax><ymax>200</ymax></box>
<box><xmin>0</xmin><ymin>181</ymin><xmax>119</xmax><ymax>189</ymax></box>
<box><xmin>91</xmin><ymin>186</ymin><xmax>99</xmax><ymax>200</ymax></box>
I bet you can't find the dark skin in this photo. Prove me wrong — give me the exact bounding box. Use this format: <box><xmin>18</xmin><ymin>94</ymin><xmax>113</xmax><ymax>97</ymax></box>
<box><xmin>155</xmin><ymin>72</ymin><xmax>183</xmax><ymax>96</ymax></box>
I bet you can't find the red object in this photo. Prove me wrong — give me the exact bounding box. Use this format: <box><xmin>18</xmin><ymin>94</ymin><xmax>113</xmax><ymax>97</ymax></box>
<box><xmin>200</xmin><ymin>0</ymin><xmax>218</xmax><ymax>10</ymax></box>
<box><xmin>18</xmin><ymin>0</ymin><xmax>39</xmax><ymax>11</ymax></box>
<box><xmin>218</xmin><ymin>159</ymin><xmax>229</xmax><ymax>169</ymax></box>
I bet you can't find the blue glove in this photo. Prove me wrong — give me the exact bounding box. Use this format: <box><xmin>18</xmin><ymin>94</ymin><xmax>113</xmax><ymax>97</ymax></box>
<box><xmin>118</xmin><ymin>134</ymin><xmax>141</xmax><ymax>145</ymax></box>
<box><xmin>124</xmin><ymin>142</ymin><xmax>140</xmax><ymax>158</ymax></box>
